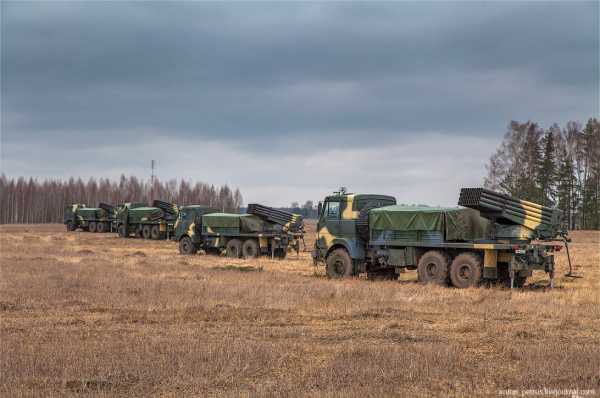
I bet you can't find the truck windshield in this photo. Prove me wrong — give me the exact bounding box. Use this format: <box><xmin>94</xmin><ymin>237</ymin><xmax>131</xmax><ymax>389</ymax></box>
<box><xmin>325</xmin><ymin>201</ymin><xmax>340</xmax><ymax>218</ymax></box>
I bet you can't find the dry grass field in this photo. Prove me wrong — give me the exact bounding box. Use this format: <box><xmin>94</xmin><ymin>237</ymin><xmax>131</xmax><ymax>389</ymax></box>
<box><xmin>1</xmin><ymin>222</ymin><xmax>599</xmax><ymax>397</ymax></box>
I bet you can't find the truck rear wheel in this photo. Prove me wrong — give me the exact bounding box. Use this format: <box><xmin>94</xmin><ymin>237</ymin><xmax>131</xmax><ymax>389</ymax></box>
<box><xmin>89</xmin><ymin>222</ymin><xmax>97</xmax><ymax>233</ymax></box>
<box><xmin>150</xmin><ymin>225</ymin><xmax>161</xmax><ymax>240</ymax></box>
<box><xmin>242</xmin><ymin>239</ymin><xmax>259</xmax><ymax>259</ymax></box>
<box><xmin>326</xmin><ymin>248</ymin><xmax>354</xmax><ymax>278</ymax></box>
<box><xmin>450</xmin><ymin>252</ymin><xmax>482</xmax><ymax>288</ymax></box>
<box><xmin>417</xmin><ymin>250</ymin><xmax>450</xmax><ymax>285</ymax></box>
<box><xmin>226</xmin><ymin>239</ymin><xmax>242</xmax><ymax>258</ymax></box>
<box><xmin>142</xmin><ymin>225</ymin><xmax>152</xmax><ymax>239</ymax></box>
<box><xmin>96</xmin><ymin>222</ymin><xmax>106</xmax><ymax>233</ymax></box>
<box><xmin>179</xmin><ymin>236</ymin><xmax>197</xmax><ymax>255</ymax></box>
<box><xmin>118</xmin><ymin>224</ymin><xmax>128</xmax><ymax>238</ymax></box>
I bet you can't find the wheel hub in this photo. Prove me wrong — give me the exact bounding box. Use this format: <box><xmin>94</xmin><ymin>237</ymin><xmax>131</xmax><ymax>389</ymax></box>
<box><xmin>334</xmin><ymin>259</ymin><xmax>345</xmax><ymax>274</ymax></box>
<box><xmin>426</xmin><ymin>262</ymin><xmax>437</xmax><ymax>277</ymax></box>
<box><xmin>458</xmin><ymin>264</ymin><xmax>472</xmax><ymax>280</ymax></box>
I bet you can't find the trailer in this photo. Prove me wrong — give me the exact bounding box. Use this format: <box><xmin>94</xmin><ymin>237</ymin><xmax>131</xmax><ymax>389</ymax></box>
<box><xmin>175</xmin><ymin>204</ymin><xmax>304</xmax><ymax>259</ymax></box>
<box><xmin>312</xmin><ymin>188</ymin><xmax>566</xmax><ymax>288</ymax></box>
<box><xmin>64</xmin><ymin>203</ymin><xmax>115</xmax><ymax>233</ymax></box>
<box><xmin>115</xmin><ymin>200</ymin><xmax>178</xmax><ymax>239</ymax></box>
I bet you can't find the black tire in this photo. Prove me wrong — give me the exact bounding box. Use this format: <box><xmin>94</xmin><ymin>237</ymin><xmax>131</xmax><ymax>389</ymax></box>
<box><xmin>179</xmin><ymin>236</ymin><xmax>197</xmax><ymax>255</ymax></box>
<box><xmin>242</xmin><ymin>239</ymin><xmax>259</xmax><ymax>259</ymax></box>
<box><xmin>226</xmin><ymin>239</ymin><xmax>242</xmax><ymax>258</ymax></box>
<box><xmin>96</xmin><ymin>222</ymin><xmax>106</xmax><ymax>233</ymax></box>
<box><xmin>326</xmin><ymin>248</ymin><xmax>354</xmax><ymax>278</ymax></box>
<box><xmin>66</xmin><ymin>221</ymin><xmax>76</xmax><ymax>231</ymax></box>
<box><xmin>450</xmin><ymin>252</ymin><xmax>482</xmax><ymax>289</ymax></box>
<box><xmin>89</xmin><ymin>222</ymin><xmax>97</xmax><ymax>233</ymax></box>
<box><xmin>142</xmin><ymin>225</ymin><xmax>152</xmax><ymax>239</ymax></box>
<box><xmin>417</xmin><ymin>250</ymin><xmax>450</xmax><ymax>285</ymax></box>
<box><xmin>150</xmin><ymin>225</ymin><xmax>161</xmax><ymax>240</ymax></box>
<box><xmin>118</xmin><ymin>224</ymin><xmax>128</xmax><ymax>238</ymax></box>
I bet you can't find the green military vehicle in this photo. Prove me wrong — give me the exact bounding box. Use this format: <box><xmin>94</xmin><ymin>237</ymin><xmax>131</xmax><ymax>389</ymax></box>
<box><xmin>115</xmin><ymin>200</ymin><xmax>179</xmax><ymax>239</ymax></box>
<box><xmin>64</xmin><ymin>203</ymin><xmax>116</xmax><ymax>233</ymax></box>
<box><xmin>176</xmin><ymin>204</ymin><xmax>304</xmax><ymax>259</ymax></box>
<box><xmin>312</xmin><ymin>188</ymin><xmax>565</xmax><ymax>288</ymax></box>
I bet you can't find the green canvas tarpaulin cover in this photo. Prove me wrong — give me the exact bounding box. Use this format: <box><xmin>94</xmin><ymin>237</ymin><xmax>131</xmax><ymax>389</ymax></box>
<box><xmin>78</xmin><ymin>208</ymin><xmax>102</xmax><ymax>219</ymax></box>
<box><xmin>239</xmin><ymin>214</ymin><xmax>265</xmax><ymax>233</ymax></box>
<box><xmin>202</xmin><ymin>213</ymin><xmax>241</xmax><ymax>229</ymax></box>
<box><xmin>127</xmin><ymin>207</ymin><xmax>163</xmax><ymax>222</ymax></box>
<box><xmin>369</xmin><ymin>206</ymin><xmax>490</xmax><ymax>241</ymax></box>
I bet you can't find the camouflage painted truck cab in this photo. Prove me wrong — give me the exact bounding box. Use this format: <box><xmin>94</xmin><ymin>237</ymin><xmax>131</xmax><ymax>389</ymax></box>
<box><xmin>312</xmin><ymin>188</ymin><xmax>564</xmax><ymax>288</ymax></box>
<box><xmin>64</xmin><ymin>203</ymin><xmax>115</xmax><ymax>233</ymax></box>
<box><xmin>115</xmin><ymin>200</ymin><xmax>178</xmax><ymax>240</ymax></box>
<box><xmin>175</xmin><ymin>204</ymin><xmax>304</xmax><ymax>259</ymax></box>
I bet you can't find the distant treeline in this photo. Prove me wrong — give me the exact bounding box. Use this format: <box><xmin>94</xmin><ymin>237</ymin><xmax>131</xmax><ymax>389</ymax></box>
<box><xmin>0</xmin><ymin>174</ymin><xmax>243</xmax><ymax>224</ymax></box>
<box><xmin>281</xmin><ymin>201</ymin><xmax>319</xmax><ymax>219</ymax></box>
<box><xmin>485</xmin><ymin>118</ymin><xmax>600</xmax><ymax>230</ymax></box>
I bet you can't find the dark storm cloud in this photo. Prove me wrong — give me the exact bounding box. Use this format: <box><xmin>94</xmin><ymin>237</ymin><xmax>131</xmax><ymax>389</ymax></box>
<box><xmin>1</xmin><ymin>1</ymin><xmax>598</xmax><ymax>206</ymax></box>
<box><xmin>2</xmin><ymin>1</ymin><xmax>598</xmax><ymax>150</ymax></box>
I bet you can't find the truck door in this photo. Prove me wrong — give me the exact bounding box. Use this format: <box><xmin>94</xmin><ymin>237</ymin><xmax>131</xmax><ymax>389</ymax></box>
<box><xmin>317</xmin><ymin>200</ymin><xmax>341</xmax><ymax>249</ymax></box>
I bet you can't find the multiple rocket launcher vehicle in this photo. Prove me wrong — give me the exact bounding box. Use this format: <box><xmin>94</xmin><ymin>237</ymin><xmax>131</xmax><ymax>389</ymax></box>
<box><xmin>64</xmin><ymin>200</ymin><xmax>305</xmax><ymax>259</ymax></box>
<box><xmin>65</xmin><ymin>187</ymin><xmax>569</xmax><ymax>288</ymax></box>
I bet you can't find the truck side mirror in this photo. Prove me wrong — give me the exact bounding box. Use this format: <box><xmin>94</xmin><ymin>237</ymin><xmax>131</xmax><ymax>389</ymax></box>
<box><xmin>317</xmin><ymin>202</ymin><xmax>323</xmax><ymax>217</ymax></box>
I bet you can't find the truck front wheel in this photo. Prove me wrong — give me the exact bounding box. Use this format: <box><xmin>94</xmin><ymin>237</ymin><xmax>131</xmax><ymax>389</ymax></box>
<box><xmin>326</xmin><ymin>248</ymin><xmax>354</xmax><ymax>278</ymax></box>
<box><xmin>89</xmin><ymin>222</ymin><xmax>97</xmax><ymax>233</ymax></box>
<box><xmin>450</xmin><ymin>252</ymin><xmax>482</xmax><ymax>288</ymax></box>
<box><xmin>179</xmin><ymin>236</ymin><xmax>197</xmax><ymax>255</ymax></box>
<box><xmin>417</xmin><ymin>250</ymin><xmax>450</xmax><ymax>285</ymax></box>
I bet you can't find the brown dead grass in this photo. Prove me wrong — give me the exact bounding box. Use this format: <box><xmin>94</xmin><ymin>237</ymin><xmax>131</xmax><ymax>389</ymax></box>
<box><xmin>0</xmin><ymin>222</ymin><xmax>599</xmax><ymax>397</ymax></box>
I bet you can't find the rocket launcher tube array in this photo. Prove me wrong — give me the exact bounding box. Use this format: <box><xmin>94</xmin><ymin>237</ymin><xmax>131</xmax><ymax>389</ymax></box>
<box><xmin>458</xmin><ymin>188</ymin><xmax>562</xmax><ymax>238</ymax></box>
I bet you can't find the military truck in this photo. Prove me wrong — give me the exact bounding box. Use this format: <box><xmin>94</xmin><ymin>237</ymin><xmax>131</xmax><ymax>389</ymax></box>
<box><xmin>312</xmin><ymin>188</ymin><xmax>565</xmax><ymax>288</ymax></box>
<box><xmin>64</xmin><ymin>203</ymin><xmax>116</xmax><ymax>233</ymax></box>
<box><xmin>115</xmin><ymin>200</ymin><xmax>178</xmax><ymax>239</ymax></box>
<box><xmin>176</xmin><ymin>204</ymin><xmax>304</xmax><ymax>259</ymax></box>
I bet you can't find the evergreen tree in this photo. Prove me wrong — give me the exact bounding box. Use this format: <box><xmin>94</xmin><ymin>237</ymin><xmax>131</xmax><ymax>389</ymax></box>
<box><xmin>556</xmin><ymin>147</ymin><xmax>576</xmax><ymax>229</ymax></box>
<box><xmin>536</xmin><ymin>130</ymin><xmax>556</xmax><ymax>206</ymax></box>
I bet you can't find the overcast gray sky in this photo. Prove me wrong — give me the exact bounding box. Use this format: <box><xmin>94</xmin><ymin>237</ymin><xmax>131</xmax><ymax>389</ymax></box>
<box><xmin>1</xmin><ymin>1</ymin><xmax>598</xmax><ymax>206</ymax></box>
